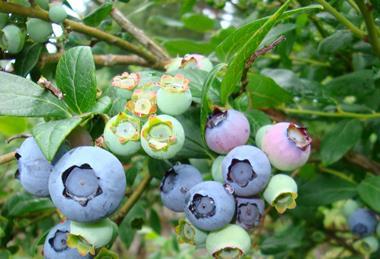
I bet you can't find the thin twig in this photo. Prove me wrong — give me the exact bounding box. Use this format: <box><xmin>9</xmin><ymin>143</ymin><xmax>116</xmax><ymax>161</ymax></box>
<box><xmin>38</xmin><ymin>76</ymin><xmax>64</xmax><ymax>100</ymax></box>
<box><xmin>314</xmin><ymin>0</ymin><xmax>366</xmax><ymax>39</ymax></box>
<box><xmin>39</xmin><ymin>53</ymin><xmax>149</xmax><ymax>67</ymax></box>
<box><xmin>6</xmin><ymin>134</ymin><xmax>32</xmax><ymax>144</ymax></box>
<box><xmin>0</xmin><ymin>151</ymin><xmax>16</xmax><ymax>165</ymax></box>
<box><xmin>354</xmin><ymin>0</ymin><xmax>380</xmax><ymax>58</ymax></box>
<box><xmin>0</xmin><ymin>2</ymin><xmax>163</xmax><ymax>68</ymax></box>
<box><xmin>95</xmin><ymin>0</ymin><xmax>170</xmax><ymax>61</ymax></box>
<box><xmin>345</xmin><ymin>152</ymin><xmax>380</xmax><ymax>176</ymax></box>
<box><xmin>241</xmin><ymin>35</ymin><xmax>286</xmax><ymax>91</ymax></box>
<box><xmin>112</xmin><ymin>174</ymin><xmax>152</xmax><ymax>225</ymax></box>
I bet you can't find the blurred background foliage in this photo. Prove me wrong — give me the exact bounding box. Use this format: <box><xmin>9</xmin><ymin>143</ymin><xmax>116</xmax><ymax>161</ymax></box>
<box><xmin>0</xmin><ymin>0</ymin><xmax>380</xmax><ymax>258</ymax></box>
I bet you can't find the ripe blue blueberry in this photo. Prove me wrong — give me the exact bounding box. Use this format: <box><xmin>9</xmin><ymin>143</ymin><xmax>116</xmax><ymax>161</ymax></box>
<box><xmin>236</xmin><ymin>197</ymin><xmax>264</xmax><ymax>230</ymax></box>
<box><xmin>222</xmin><ymin>145</ymin><xmax>271</xmax><ymax>197</ymax></box>
<box><xmin>43</xmin><ymin>221</ymin><xmax>92</xmax><ymax>259</ymax></box>
<box><xmin>184</xmin><ymin>181</ymin><xmax>235</xmax><ymax>231</ymax></box>
<box><xmin>348</xmin><ymin>209</ymin><xmax>377</xmax><ymax>237</ymax></box>
<box><xmin>49</xmin><ymin>146</ymin><xmax>126</xmax><ymax>222</ymax></box>
<box><xmin>205</xmin><ymin>109</ymin><xmax>250</xmax><ymax>154</ymax></box>
<box><xmin>15</xmin><ymin>137</ymin><xmax>62</xmax><ymax>197</ymax></box>
<box><xmin>160</xmin><ymin>164</ymin><xmax>203</xmax><ymax>212</ymax></box>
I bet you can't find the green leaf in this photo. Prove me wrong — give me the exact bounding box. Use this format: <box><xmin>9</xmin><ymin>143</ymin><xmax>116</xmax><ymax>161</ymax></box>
<box><xmin>175</xmin><ymin>108</ymin><xmax>209</xmax><ymax>159</ymax></box>
<box><xmin>181</xmin><ymin>13</ymin><xmax>215</xmax><ymax>33</ymax></box>
<box><xmin>298</xmin><ymin>175</ymin><xmax>357</xmax><ymax>206</ymax></box>
<box><xmin>200</xmin><ymin>64</ymin><xmax>226</xmax><ymax>146</ymax></box>
<box><xmin>94</xmin><ymin>247</ymin><xmax>119</xmax><ymax>259</ymax></box>
<box><xmin>320</xmin><ymin>120</ymin><xmax>363</xmax><ymax>165</ymax></box>
<box><xmin>14</xmin><ymin>43</ymin><xmax>43</xmax><ymax>77</ymax></box>
<box><xmin>325</xmin><ymin>70</ymin><xmax>375</xmax><ymax>98</ymax></box>
<box><xmin>83</xmin><ymin>2</ymin><xmax>113</xmax><ymax>27</ymax></box>
<box><xmin>148</xmin><ymin>158</ymin><xmax>171</xmax><ymax>179</ymax></box>
<box><xmin>261</xmin><ymin>225</ymin><xmax>305</xmax><ymax>254</ymax></box>
<box><xmin>216</xmin><ymin>5</ymin><xmax>323</xmax><ymax>62</ymax></box>
<box><xmin>318</xmin><ymin>30</ymin><xmax>353</xmax><ymax>54</ymax></box>
<box><xmin>89</xmin><ymin>96</ymin><xmax>111</xmax><ymax>114</ymax></box>
<box><xmin>32</xmin><ymin>117</ymin><xmax>83</xmax><ymax>161</ymax></box>
<box><xmin>8</xmin><ymin>196</ymin><xmax>55</xmax><ymax>217</ymax></box>
<box><xmin>220</xmin><ymin>0</ymin><xmax>291</xmax><ymax>104</ymax></box>
<box><xmin>168</xmin><ymin>69</ymin><xmax>219</xmax><ymax>104</ymax></box>
<box><xmin>246</xmin><ymin>73</ymin><xmax>292</xmax><ymax>108</ymax></box>
<box><xmin>163</xmin><ymin>39</ymin><xmax>214</xmax><ymax>56</ymax></box>
<box><xmin>357</xmin><ymin>176</ymin><xmax>380</xmax><ymax>213</ymax></box>
<box><xmin>149</xmin><ymin>209</ymin><xmax>161</xmax><ymax>234</ymax></box>
<box><xmin>56</xmin><ymin>46</ymin><xmax>97</xmax><ymax>114</ymax></box>
<box><xmin>31</xmin><ymin>230</ymin><xmax>49</xmax><ymax>255</ymax></box>
<box><xmin>0</xmin><ymin>71</ymin><xmax>69</xmax><ymax>118</ymax></box>
<box><xmin>119</xmin><ymin>202</ymin><xmax>146</xmax><ymax>248</ymax></box>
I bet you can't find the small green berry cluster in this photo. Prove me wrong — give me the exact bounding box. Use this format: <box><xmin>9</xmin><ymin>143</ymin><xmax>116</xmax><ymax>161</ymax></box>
<box><xmin>0</xmin><ymin>0</ymin><xmax>66</xmax><ymax>54</ymax></box>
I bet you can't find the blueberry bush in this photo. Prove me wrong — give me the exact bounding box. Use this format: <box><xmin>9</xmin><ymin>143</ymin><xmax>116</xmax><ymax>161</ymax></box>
<box><xmin>0</xmin><ymin>0</ymin><xmax>379</xmax><ymax>258</ymax></box>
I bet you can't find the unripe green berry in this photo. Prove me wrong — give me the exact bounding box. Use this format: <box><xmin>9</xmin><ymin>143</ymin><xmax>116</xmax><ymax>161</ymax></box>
<box><xmin>141</xmin><ymin>114</ymin><xmax>185</xmax><ymax>160</ymax></box>
<box><xmin>70</xmin><ymin>218</ymin><xmax>117</xmax><ymax>248</ymax></box>
<box><xmin>0</xmin><ymin>13</ymin><xmax>9</xmax><ymax>30</ymax></box>
<box><xmin>36</xmin><ymin>0</ymin><xmax>49</xmax><ymax>10</ymax></box>
<box><xmin>342</xmin><ymin>199</ymin><xmax>360</xmax><ymax>218</ymax></box>
<box><xmin>176</xmin><ymin>219</ymin><xmax>207</xmax><ymax>247</ymax></box>
<box><xmin>1</xmin><ymin>25</ymin><xmax>25</xmax><ymax>54</ymax></box>
<box><xmin>49</xmin><ymin>4</ymin><xmax>67</xmax><ymax>23</ymax></box>
<box><xmin>263</xmin><ymin>174</ymin><xmax>298</xmax><ymax>214</ymax></box>
<box><xmin>353</xmin><ymin>235</ymin><xmax>379</xmax><ymax>255</ymax></box>
<box><xmin>104</xmin><ymin>113</ymin><xmax>141</xmax><ymax>157</ymax></box>
<box><xmin>211</xmin><ymin>155</ymin><xmax>225</xmax><ymax>183</ymax></box>
<box><xmin>26</xmin><ymin>18</ymin><xmax>53</xmax><ymax>43</ymax></box>
<box><xmin>206</xmin><ymin>224</ymin><xmax>251</xmax><ymax>258</ymax></box>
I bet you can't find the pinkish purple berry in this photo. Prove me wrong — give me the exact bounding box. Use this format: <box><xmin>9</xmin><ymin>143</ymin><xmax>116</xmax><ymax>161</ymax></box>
<box><xmin>261</xmin><ymin>122</ymin><xmax>312</xmax><ymax>171</ymax></box>
<box><xmin>205</xmin><ymin>109</ymin><xmax>250</xmax><ymax>154</ymax></box>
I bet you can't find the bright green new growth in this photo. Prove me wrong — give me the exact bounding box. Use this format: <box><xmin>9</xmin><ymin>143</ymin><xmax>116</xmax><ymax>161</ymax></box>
<box><xmin>26</xmin><ymin>18</ymin><xmax>53</xmax><ymax>43</ymax></box>
<box><xmin>49</xmin><ymin>4</ymin><xmax>67</xmax><ymax>23</ymax></box>
<box><xmin>1</xmin><ymin>24</ymin><xmax>25</xmax><ymax>54</ymax></box>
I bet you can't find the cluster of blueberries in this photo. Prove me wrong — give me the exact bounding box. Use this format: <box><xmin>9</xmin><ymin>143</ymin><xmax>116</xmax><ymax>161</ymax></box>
<box><xmin>0</xmin><ymin>0</ymin><xmax>67</xmax><ymax>54</ymax></box>
<box><xmin>160</xmin><ymin>107</ymin><xmax>313</xmax><ymax>257</ymax></box>
<box><xmin>14</xmin><ymin>54</ymin><xmax>314</xmax><ymax>258</ymax></box>
<box><xmin>16</xmin><ymin>137</ymin><xmax>124</xmax><ymax>258</ymax></box>
<box><xmin>342</xmin><ymin>199</ymin><xmax>380</xmax><ymax>255</ymax></box>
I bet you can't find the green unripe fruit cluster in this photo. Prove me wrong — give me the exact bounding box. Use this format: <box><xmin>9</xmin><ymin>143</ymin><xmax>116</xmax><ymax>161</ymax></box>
<box><xmin>1</xmin><ymin>24</ymin><xmax>25</xmax><ymax>54</ymax></box>
<box><xmin>49</xmin><ymin>4</ymin><xmax>67</xmax><ymax>23</ymax></box>
<box><xmin>26</xmin><ymin>18</ymin><xmax>53</xmax><ymax>43</ymax></box>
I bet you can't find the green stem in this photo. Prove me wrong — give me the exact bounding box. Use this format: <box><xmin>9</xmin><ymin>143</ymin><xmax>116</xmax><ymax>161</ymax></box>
<box><xmin>0</xmin><ymin>151</ymin><xmax>15</xmax><ymax>165</ymax></box>
<box><xmin>354</xmin><ymin>0</ymin><xmax>380</xmax><ymax>58</ymax></box>
<box><xmin>112</xmin><ymin>174</ymin><xmax>152</xmax><ymax>225</ymax></box>
<box><xmin>267</xmin><ymin>53</ymin><xmax>330</xmax><ymax>67</ymax></box>
<box><xmin>0</xmin><ymin>1</ymin><xmax>163</xmax><ymax>68</ymax></box>
<box><xmin>319</xmin><ymin>166</ymin><xmax>357</xmax><ymax>184</ymax></box>
<box><xmin>281</xmin><ymin>107</ymin><xmax>380</xmax><ymax>120</ymax></box>
<box><xmin>314</xmin><ymin>0</ymin><xmax>366</xmax><ymax>39</ymax></box>
<box><xmin>347</xmin><ymin>0</ymin><xmax>360</xmax><ymax>13</ymax></box>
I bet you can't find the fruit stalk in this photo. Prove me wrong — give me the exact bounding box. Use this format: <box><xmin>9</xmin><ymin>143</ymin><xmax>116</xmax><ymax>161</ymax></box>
<box><xmin>95</xmin><ymin>0</ymin><xmax>170</xmax><ymax>61</ymax></box>
<box><xmin>0</xmin><ymin>1</ymin><xmax>163</xmax><ymax>68</ymax></box>
<box><xmin>314</xmin><ymin>0</ymin><xmax>366</xmax><ymax>39</ymax></box>
<box><xmin>354</xmin><ymin>0</ymin><xmax>380</xmax><ymax>59</ymax></box>
<box><xmin>39</xmin><ymin>53</ymin><xmax>150</xmax><ymax>68</ymax></box>
<box><xmin>112</xmin><ymin>174</ymin><xmax>152</xmax><ymax>224</ymax></box>
<box><xmin>0</xmin><ymin>151</ymin><xmax>15</xmax><ymax>165</ymax></box>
